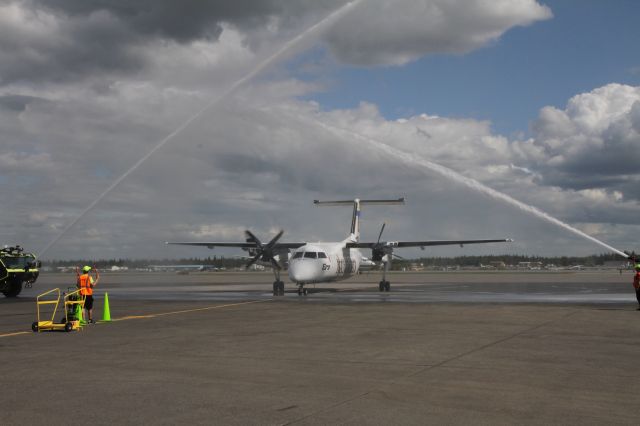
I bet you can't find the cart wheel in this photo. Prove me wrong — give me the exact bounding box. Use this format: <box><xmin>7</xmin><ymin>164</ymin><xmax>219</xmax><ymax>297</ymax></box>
<box><xmin>31</xmin><ymin>322</ymin><xmax>38</xmax><ymax>332</ymax></box>
<box><xmin>64</xmin><ymin>322</ymin><xmax>73</xmax><ymax>332</ymax></box>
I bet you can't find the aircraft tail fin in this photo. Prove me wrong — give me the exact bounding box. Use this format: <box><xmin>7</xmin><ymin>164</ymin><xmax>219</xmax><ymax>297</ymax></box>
<box><xmin>313</xmin><ymin>198</ymin><xmax>405</xmax><ymax>241</ymax></box>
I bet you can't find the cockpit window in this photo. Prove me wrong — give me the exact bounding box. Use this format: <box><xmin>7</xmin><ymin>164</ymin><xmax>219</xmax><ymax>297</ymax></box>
<box><xmin>318</xmin><ymin>252</ymin><xmax>327</xmax><ymax>259</ymax></box>
<box><xmin>303</xmin><ymin>252</ymin><xmax>317</xmax><ymax>259</ymax></box>
<box><xmin>292</xmin><ymin>252</ymin><xmax>303</xmax><ymax>259</ymax></box>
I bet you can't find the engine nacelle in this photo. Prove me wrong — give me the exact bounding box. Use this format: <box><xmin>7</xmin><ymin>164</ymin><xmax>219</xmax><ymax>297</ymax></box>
<box><xmin>371</xmin><ymin>244</ymin><xmax>394</xmax><ymax>262</ymax></box>
<box><xmin>372</xmin><ymin>248</ymin><xmax>384</xmax><ymax>262</ymax></box>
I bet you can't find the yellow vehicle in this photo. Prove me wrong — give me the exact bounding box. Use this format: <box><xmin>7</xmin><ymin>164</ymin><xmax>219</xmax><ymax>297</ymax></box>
<box><xmin>32</xmin><ymin>288</ymin><xmax>84</xmax><ymax>332</ymax></box>
<box><xmin>1</xmin><ymin>245</ymin><xmax>41</xmax><ymax>297</ymax></box>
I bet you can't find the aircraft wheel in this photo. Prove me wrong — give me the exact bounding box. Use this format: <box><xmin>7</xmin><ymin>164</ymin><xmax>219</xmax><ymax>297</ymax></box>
<box><xmin>272</xmin><ymin>281</ymin><xmax>279</xmax><ymax>296</ymax></box>
<box><xmin>2</xmin><ymin>278</ymin><xmax>22</xmax><ymax>297</ymax></box>
<box><xmin>278</xmin><ymin>281</ymin><xmax>285</xmax><ymax>296</ymax></box>
<box><xmin>378</xmin><ymin>281</ymin><xmax>384</xmax><ymax>292</ymax></box>
<box><xmin>297</xmin><ymin>287</ymin><xmax>302</xmax><ymax>296</ymax></box>
<box><xmin>384</xmin><ymin>281</ymin><xmax>391</xmax><ymax>292</ymax></box>
<box><xmin>64</xmin><ymin>322</ymin><xmax>73</xmax><ymax>332</ymax></box>
<box><xmin>31</xmin><ymin>322</ymin><xmax>38</xmax><ymax>332</ymax></box>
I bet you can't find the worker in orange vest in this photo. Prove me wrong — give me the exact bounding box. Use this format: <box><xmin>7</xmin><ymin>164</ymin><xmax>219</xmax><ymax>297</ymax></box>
<box><xmin>78</xmin><ymin>265</ymin><xmax>100</xmax><ymax>323</ymax></box>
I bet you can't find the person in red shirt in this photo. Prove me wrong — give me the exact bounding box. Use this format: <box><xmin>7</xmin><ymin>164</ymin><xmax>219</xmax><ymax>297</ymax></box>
<box><xmin>77</xmin><ymin>265</ymin><xmax>100</xmax><ymax>323</ymax></box>
<box><xmin>634</xmin><ymin>264</ymin><xmax>640</xmax><ymax>310</ymax></box>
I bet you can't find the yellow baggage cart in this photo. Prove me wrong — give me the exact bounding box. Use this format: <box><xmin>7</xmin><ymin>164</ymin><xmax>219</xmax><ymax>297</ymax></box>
<box><xmin>32</xmin><ymin>288</ymin><xmax>84</xmax><ymax>332</ymax></box>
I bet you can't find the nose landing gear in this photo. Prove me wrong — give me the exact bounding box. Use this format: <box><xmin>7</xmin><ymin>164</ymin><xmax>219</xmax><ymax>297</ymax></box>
<box><xmin>297</xmin><ymin>284</ymin><xmax>308</xmax><ymax>296</ymax></box>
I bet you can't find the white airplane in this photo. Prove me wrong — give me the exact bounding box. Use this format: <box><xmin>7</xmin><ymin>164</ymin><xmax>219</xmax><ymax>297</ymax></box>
<box><xmin>167</xmin><ymin>198</ymin><xmax>512</xmax><ymax>296</ymax></box>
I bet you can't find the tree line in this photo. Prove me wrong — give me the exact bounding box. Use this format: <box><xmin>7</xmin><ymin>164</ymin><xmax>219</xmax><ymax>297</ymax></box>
<box><xmin>392</xmin><ymin>253</ymin><xmax>628</xmax><ymax>268</ymax></box>
<box><xmin>43</xmin><ymin>256</ymin><xmax>247</xmax><ymax>270</ymax></box>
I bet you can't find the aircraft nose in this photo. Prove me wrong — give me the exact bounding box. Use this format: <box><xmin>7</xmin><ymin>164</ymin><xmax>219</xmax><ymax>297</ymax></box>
<box><xmin>288</xmin><ymin>261</ymin><xmax>318</xmax><ymax>283</ymax></box>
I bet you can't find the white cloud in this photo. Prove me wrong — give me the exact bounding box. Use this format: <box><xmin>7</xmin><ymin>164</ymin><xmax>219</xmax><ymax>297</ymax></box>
<box><xmin>188</xmin><ymin>224</ymin><xmax>248</xmax><ymax>240</ymax></box>
<box><xmin>0</xmin><ymin>152</ymin><xmax>54</xmax><ymax>171</ymax></box>
<box><xmin>525</xmin><ymin>84</ymin><xmax>640</xmax><ymax>197</ymax></box>
<box><xmin>326</xmin><ymin>0</ymin><xmax>552</xmax><ymax>65</ymax></box>
<box><xmin>4</xmin><ymin>75</ymin><xmax>640</xmax><ymax>259</ymax></box>
<box><xmin>578</xmin><ymin>188</ymin><xmax>617</xmax><ymax>203</ymax></box>
<box><xmin>0</xmin><ymin>0</ymin><xmax>553</xmax><ymax>85</ymax></box>
<box><xmin>6</xmin><ymin>80</ymin><xmax>640</xmax><ymax>258</ymax></box>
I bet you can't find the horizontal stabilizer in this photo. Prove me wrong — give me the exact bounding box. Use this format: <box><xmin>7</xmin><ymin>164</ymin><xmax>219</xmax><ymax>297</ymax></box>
<box><xmin>314</xmin><ymin>197</ymin><xmax>405</xmax><ymax>241</ymax></box>
<box><xmin>314</xmin><ymin>198</ymin><xmax>405</xmax><ymax>206</ymax></box>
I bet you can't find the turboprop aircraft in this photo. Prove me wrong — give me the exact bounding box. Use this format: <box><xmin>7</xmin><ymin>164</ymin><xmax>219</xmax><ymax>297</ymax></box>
<box><xmin>167</xmin><ymin>198</ymin><xmax>512</xmax><ymax>296</ymax></box>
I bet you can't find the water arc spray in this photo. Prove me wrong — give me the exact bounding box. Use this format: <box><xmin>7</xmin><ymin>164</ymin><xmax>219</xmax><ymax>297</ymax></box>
<box><xmin>281</xmin><ymin>109</ymin><xmax>629</xmax><ymax>259</ymax></box>
<box><xmin>37</xmin><ymin>0</ymin><xmax>363</xmax><ymax>258</ymax></box>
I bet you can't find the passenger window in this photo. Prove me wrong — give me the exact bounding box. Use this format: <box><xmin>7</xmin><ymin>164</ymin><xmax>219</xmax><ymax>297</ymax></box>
<box><xmin>292</xmin><ymin>252</ymin><xmax>303</xmax><ymax>259</ymax></box>
<box><xmin>304</xmin><ymin>252</ymin><xmax>317</xmax><ymax>259</ymax></box>
<box><xmin>318</xmin><ymin>252</ymin><xmax>327</xmax><ymax>259</ymax></box>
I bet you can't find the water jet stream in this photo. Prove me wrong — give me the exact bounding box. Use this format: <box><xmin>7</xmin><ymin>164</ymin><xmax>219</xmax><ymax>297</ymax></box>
<box><xmin>282</xmin><ymin>110</ymin><xmax>629</xmax><ymax>258</ymax></box>
<box><xmin>38</xmin><ymin>0</ymin><xmax>363</xmax><ymax>258</ymax></box>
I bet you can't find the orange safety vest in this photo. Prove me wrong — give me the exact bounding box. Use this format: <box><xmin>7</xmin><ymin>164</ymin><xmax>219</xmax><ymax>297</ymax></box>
<box><xmin>78</xmin><ymin>273</ymin><xmax>93</xmax><ymax>296</ymax></box>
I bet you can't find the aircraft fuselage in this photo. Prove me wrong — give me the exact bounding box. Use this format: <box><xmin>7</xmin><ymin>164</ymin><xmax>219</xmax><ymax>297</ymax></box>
<box><xmin>288</xmin><ymin>242</ymin><xmax>362</xmax><ymax>284</ymax></box>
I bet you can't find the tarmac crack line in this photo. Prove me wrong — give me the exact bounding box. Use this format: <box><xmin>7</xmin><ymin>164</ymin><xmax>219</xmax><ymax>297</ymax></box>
<box><xmin>403</xmin><ymin>309</ymin><xmax>579</xmax><ymax>378</ymax></box>
<box><xmin>0</xmin><ymin>331</ymin><xmax>30</xmax><ymax>338</ymax></box>
<box><xmin>281</xmin><ymin>309</ymin><xmax>579</xmax><ymax>425</ymax></box>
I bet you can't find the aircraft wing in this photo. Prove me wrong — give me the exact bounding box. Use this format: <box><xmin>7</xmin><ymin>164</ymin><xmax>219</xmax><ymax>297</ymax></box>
<box><xmin>166</xmin><ymin>241</ymin><xmax>306</xmax><ymax>249</ymax></box>
<box><xmin>347</xmin><ymin>238</ymin><xmax>513</xmax><ymax>249</ymax></box>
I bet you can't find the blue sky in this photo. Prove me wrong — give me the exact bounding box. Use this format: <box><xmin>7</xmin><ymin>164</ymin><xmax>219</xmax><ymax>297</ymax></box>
<box><xmin>309</xmin><ymin>0</ymin><xmax>640</xmax><ymax>136</ymax></box>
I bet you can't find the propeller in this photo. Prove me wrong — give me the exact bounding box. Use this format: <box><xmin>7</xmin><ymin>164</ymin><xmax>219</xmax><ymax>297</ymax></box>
<box><xmin>370</xmin><ymin>222</ymin><xmax>405</xmax><ymax>261</ymax></box>
<box><xmin>372</xmin><ymin>223</ymin><xmax>393</xmax><ymax>262</ymax></box>
<box><xmin>376</xmin><ymin>222</ymin><xmax>386</xmax><ymax>245</ymax></box>
<box><xmin>244</xmin><ymin>229</ymin><xmax>284</xmax><ymax>270</ymax></box>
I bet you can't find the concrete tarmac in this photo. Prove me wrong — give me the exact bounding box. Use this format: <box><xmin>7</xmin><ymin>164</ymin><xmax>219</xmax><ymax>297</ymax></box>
<box><xmin>2</xmin><ymin>271</ymin><xmax>640</xmax><ymax>425</ymax></box>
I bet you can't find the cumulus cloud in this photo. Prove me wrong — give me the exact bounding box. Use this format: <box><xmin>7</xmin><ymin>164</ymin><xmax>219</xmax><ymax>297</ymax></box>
<box><xmin>0</xmin><ymin>0</ymin><xmax>342</xmax><ymax>85</ymax></box>
<box><xmin>0</xmin><ymin>0</ymin><xmax>551</xmax><ymax>86</ymax></box>
<box><xmin>525</xmin><ymin>84</ymin><xmax>640</xmax><ymax>198</ymax></box>
<box><xmin>0</xmin><ymin>1</ymin><xmax>143</xmax><ymax>84</ymax></box>
<box><xmin>326</xmin><ymin>0</ymin><xmax>552</xmax><ymax>65</ymax></box>
<box><xmin>35</xmin><ymin>0</ymin><xmax>344</xmax><ymax>42</ymax></box>
<box><xmin>3</xmin><ymin>80</ymin><xmax>640</xmax><ymax>258</ymax></box>
<box><xmin>186</xmin><ymin>224</ymin><xmax>251</xmax><ymax>240</ymax></box>
<box><xmin>0</xmin><ymin>152</ymin><xmax>54</xmax><ymax>171</ymax></box>
<box><xmin>284</xmin><ymin>95</ymin><xmax>640</xmax><ymax>230</ymax></box>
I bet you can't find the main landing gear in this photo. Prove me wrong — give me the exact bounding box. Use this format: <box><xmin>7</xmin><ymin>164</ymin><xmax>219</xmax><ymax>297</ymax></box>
<box><xmin>272</xmin><ymin>269</ymin><xmax>285</xmax><ymax>296</ymax></box>
<box><xmin>273</xmin><ymin>280</ymin><xmax>285</xmax><ymax>296</ymax></box>
<box><xmin>297</xmin><ymin>284</ymin><xmax>308</xmax><ymax>296</ymax></box>
<box><xmin>378</xmin><ymin>260</ymin><xmax>391</xmax><ymax>292</ymax></box>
